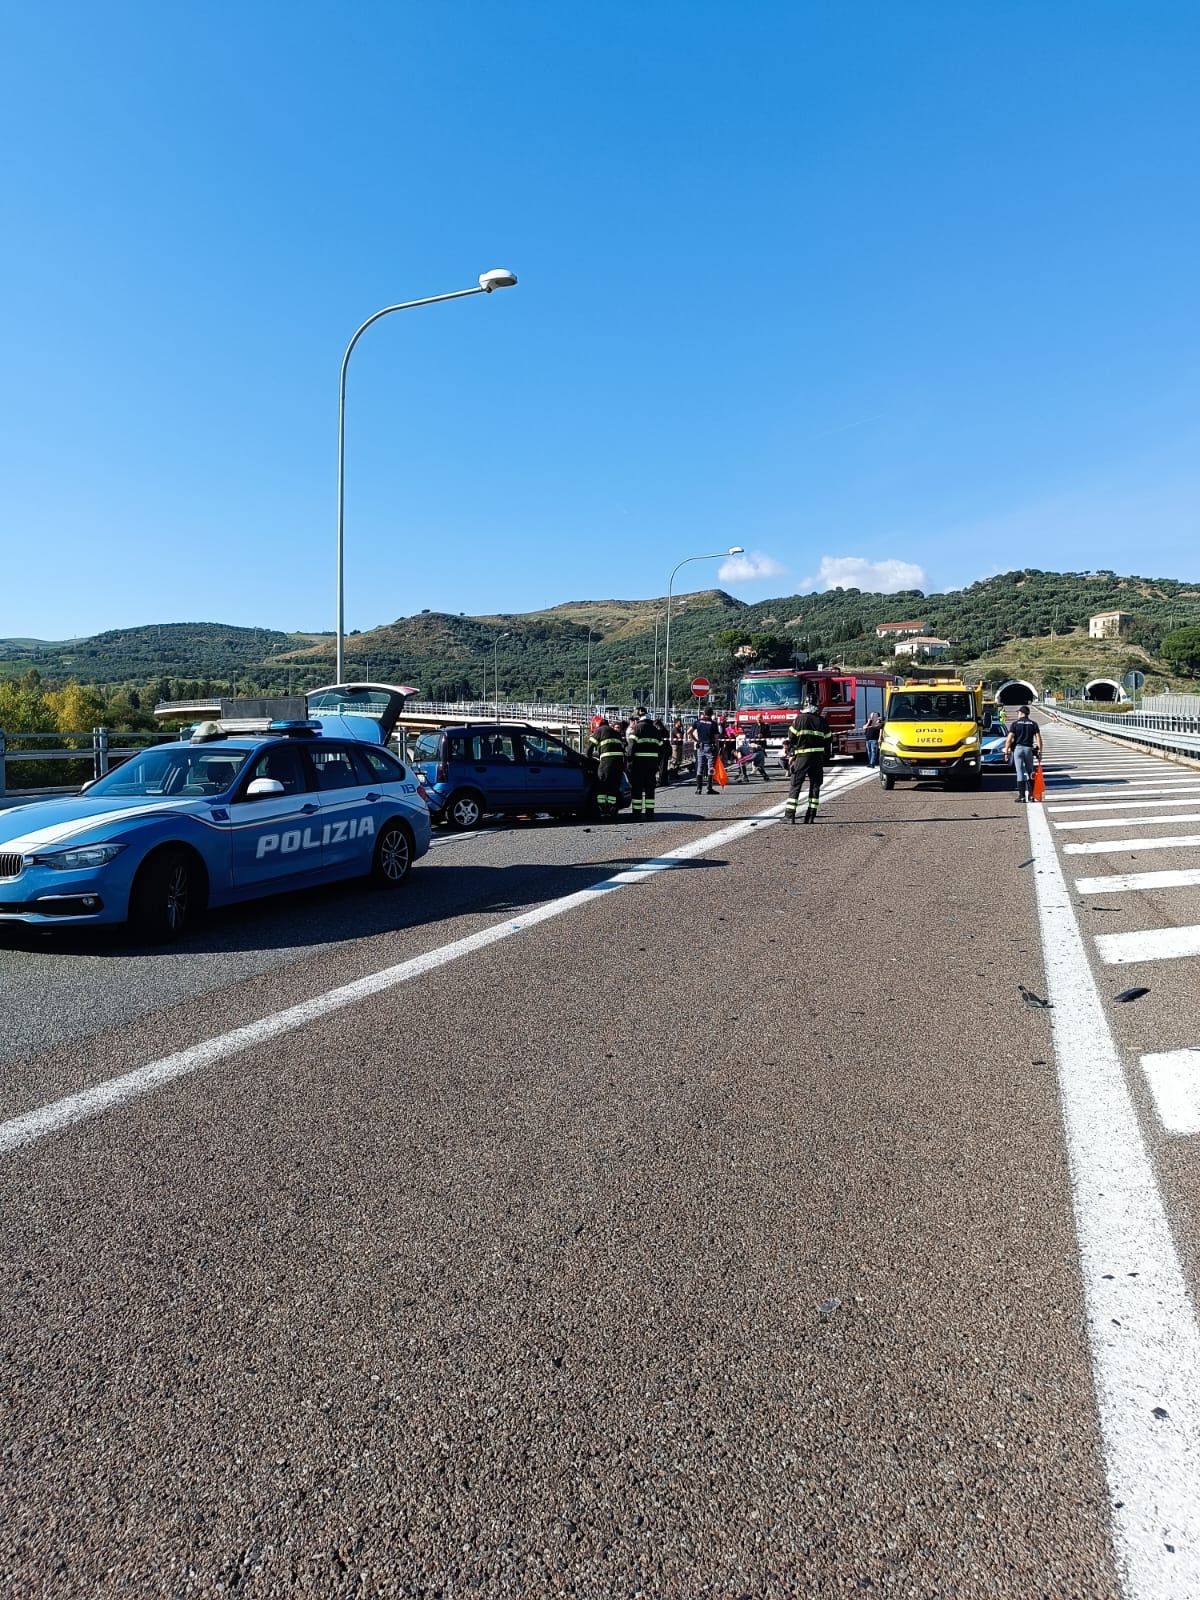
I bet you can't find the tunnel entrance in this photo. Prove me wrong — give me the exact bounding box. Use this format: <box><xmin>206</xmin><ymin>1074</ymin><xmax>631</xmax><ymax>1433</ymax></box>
<box><xmin>1084</xmin><ymin>678</ymin><xmax>1125</xmax><ymax>702</ymax></box>
<box><xmin>995</xmin><ymin>679</ymin><xmax>1038</xmax><ymax>706</ymax></box>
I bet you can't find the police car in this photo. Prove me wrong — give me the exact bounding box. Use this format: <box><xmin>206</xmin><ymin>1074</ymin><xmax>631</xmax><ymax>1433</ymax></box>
<box><xmin>0</xmin><ymin>718</ymin><xmax>430</xmax><ymax>940</ymax></box>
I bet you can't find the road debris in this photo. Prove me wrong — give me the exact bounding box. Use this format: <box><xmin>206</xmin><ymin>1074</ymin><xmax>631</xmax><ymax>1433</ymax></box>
<box><xmin>818</xmin><ymin>1296</ymin><xmax>842</xmax><ymax>1318</ymax></box>
<box><xmin>1115</xmin><ymin>986</ymin><xmax>1150</xmax><ymax>1004</ymax></box>
<box><xmin>1019</xmin><ymin>984</ymin><xmax>1052</xmax><ymax>1009</ymax></box>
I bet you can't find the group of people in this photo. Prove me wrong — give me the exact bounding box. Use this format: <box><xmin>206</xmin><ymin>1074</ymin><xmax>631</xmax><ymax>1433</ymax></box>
<box><xmin>585</xmin><ymin>707</ymin><xmax>777</xmax><ymax>819</ymax></box>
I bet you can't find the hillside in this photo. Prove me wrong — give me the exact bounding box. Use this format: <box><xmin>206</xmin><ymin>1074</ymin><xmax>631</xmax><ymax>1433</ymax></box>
<box><xmin>2</xmin><ymin>570</ymin><xmax>1199</xmax><ymax>706</ymax></box>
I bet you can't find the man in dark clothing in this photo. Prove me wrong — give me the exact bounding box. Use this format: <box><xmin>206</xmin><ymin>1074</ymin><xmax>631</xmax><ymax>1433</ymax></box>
<box><xmin>784</xmin><ymin>704</ymin><xmax>833</xmax><ymax>823</ymax></box>
<box><xmin>627</xmin><ymin>708</ymin><xmax>664</xmax><ymax>819</ymax></box>
<box><xmin>692</xmin><ymin>709</ymin><xmax>719</xmax><ymax>794</ymax></box>
<box><xmin>654</xmin><ymin>718</ymin><xmax>671</xmax><ymax>786</ymax></box>
<box><xmin>587</xmin><ymin>717</ymin><xmax>625</xmax><ymax>820</ymax></box>
<box><xmin>1003</xmin><ymin>705</ymin><xmax>1043</xmax><ymax>803</ymax></box>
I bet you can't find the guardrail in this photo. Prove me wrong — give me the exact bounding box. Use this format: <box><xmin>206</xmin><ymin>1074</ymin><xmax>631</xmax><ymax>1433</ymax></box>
<box><xmin>0</xmin><ymin>728</ymin><xmax>170</xmax><ymax>799</ymax></box>
<box><xmin>1055</xmin><ymin>706</ymin><xmax>1200</xmax><ymax>762</ymax></box>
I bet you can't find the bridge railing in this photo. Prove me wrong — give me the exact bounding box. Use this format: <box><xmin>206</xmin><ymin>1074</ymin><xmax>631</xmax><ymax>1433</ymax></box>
<box><xmin>1056</xmin><ymin>704</ymin><xmax>1200</xmax><ymax>761</ymax></box>
<box><xmin>0</xmin><ymin>729</ymin><xmax>171</xmax><ymax>799</ymax></box>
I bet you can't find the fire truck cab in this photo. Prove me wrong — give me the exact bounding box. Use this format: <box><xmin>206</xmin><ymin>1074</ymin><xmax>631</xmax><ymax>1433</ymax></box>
<box><xmin>734</xmin><ymin>669</ymin><xmax>895</xmax><ymax>760</ymax></box>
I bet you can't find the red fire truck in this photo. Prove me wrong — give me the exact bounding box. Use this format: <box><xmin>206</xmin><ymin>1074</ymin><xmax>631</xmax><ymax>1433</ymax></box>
<box><xmin>733</xmin><ymin>668</ymin><xmax>896</xmax><ymax>760</ymax></box>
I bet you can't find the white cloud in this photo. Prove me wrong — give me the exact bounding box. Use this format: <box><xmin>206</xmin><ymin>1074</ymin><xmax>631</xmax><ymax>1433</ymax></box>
<box><xmin>803</xmin><ymin>555</ymin><xmax>928</xmax><ymax>594</ymax></box>
<box><xmin>717</xmin><ymin>550</ymin><xmax>787</xmax><ymax>584</ymax></box>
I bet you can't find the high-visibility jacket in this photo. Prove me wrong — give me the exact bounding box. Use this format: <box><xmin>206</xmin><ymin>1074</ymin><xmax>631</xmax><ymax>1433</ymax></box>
<box><xmin>785</xmin><ymin>713</ymin><xmax>832</xmax><ymax>763</ymax></box>
<box><xmin>588</xmin><ymin>726</ymin><xmax>625</xmax><ymax>764</ymax></box>
<box><xmin>629</xmin><ymin>718</ymin><xmax>664</xmax><ymax>764</ymax></box>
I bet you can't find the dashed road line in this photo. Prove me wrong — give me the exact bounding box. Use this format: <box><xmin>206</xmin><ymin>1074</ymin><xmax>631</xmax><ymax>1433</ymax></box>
<box><xmin>1026</xmin><ymin>799</ymin><xmax>1200</xmax><ymax>1596</ymax></box>
<box><xmin>1141</xmin><ymin>1051</ymin><xmax>1200</xmax><ymax>1137</ymax></box>
<box><xmin>1049</xmin><ymin>798</ymin><xmax>1200</xmax><ymax>815</ymax></box>
<box><xmin>1095</xmin><ymin>926</ymin><xmax>1200</xmax><ymax>966</ymax></box>
<box><xmin>1075</xmin><ymin>868</ymin><xmax>1200</xmax><ymax>896</ymax></box>
<box><xmin>1055</xmin><ymin>812</ymin><xmax>1200</xmax><ymax>832</ymax></box>
<box><xmin>1065</xmin><ymin>834</ymin><xmax>1200</xmax><ymax>857</ymax></box>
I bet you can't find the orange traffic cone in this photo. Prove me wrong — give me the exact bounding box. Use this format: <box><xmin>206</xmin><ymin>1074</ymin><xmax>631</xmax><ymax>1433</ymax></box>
<box><xmin>1031</xmin><ymin>764</ymin><xmax>1045</xmax><ymax>803</ymax></box>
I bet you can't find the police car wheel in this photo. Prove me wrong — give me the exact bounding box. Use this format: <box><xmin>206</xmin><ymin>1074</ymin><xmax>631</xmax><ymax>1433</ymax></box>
<box><xmin>130</xmin><ymin>847</ymin><xmax>196</xmax><ymax>942</ymax></box>
<box><xmin>446</xmin><ymin>790</ymin><xmax>483</xmax><ymax>831</ymax></box>
<box><xmin>373</xmin><ymin>821</ymin><xmax>413</xmax><ymax>886</ymax></box>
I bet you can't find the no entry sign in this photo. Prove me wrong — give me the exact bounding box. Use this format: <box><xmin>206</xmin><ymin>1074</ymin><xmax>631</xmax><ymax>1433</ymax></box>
<box><xmin>690</xmin><ymin>676</ymin><xmax>711</xmax><ymax>698</ymax></box>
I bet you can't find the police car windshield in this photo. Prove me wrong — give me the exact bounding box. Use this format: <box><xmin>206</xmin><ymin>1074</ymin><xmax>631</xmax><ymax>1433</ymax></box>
<box><xmin>89</xmin><ymin>745</ymin><xmax>251</xmax><ymax>798</ymax></box>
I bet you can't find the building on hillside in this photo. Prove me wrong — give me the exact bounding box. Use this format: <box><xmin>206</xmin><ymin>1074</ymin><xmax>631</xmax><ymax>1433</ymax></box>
<box><xmin>894</xmin><ymin>635</ymin><xmax>951</xmax><ymax>659</ymax></box>
<box><xmin>1089</xmin><ymin>610</ymin><xmax>1133</xmax><ymax>639</ymax></box>
<box><xmin>875</xmin><ymin>620</ymin><xmax>927</xmax><ymax>638</ymax></box>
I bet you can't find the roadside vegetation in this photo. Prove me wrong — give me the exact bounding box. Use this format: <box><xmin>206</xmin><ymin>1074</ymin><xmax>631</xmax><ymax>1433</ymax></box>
<box><xmin>2</xmin><ymin>569</ymin><xmax>1199</xmax><ymax>718</ymax></box>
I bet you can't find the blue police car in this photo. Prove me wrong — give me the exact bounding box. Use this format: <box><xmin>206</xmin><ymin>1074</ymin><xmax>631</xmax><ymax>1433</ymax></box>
<box><xmin>0</xmin><ymin>718</ymin><xmax>430</xmax><ymax>940</ymax></box>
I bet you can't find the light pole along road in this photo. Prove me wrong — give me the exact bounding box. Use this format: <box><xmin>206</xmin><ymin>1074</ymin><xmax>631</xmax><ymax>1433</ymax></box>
<box><xmin>493</xmin><ymin>630</ymin><xmax>509</xmax><ymax>717</ymax></box>
<box><xmin>334</xmin><ymin>269</ymin><xmax>518</xmax><ymax>686</ymax></box>
<box><xmin>660</xmin><ymin>547</ymin><xmax>743</xmax><ymax>719</ymax></box>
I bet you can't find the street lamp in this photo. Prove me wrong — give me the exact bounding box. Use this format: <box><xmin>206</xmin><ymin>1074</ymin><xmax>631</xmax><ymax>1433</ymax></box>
<box><xmin>493</xmin><ymin>631</ymin><xmax>510</xmax><ymax>716</ymax></box>
<box><xmin>661</xmin><ymin>548</ymin><xmax>744</xmax><ymax>716</ymax></box>
<box><xmin>335</xmin><ymin>268</ymin><xmax>518</xmax><ymax>684</ymax></box>
<box><xmin>586</xmin><ymin>626</ymin><xmax>594</xmax><ymax>710</ymax></box>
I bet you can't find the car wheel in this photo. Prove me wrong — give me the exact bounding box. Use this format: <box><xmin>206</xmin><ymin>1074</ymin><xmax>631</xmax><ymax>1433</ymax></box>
<box><xmin>373</xmin><ymin>820</ymin><xmax>413</xmax><ymax>886</ymax></box>
<box><xmin>447</xmin><ymin>790</ymin><xmax>484</xmax><ymax>831</ymax></box>
<box><xmin>880</xmin><ymin>773</ymin><xmax>895</xmax><ymax>791</ymax></box>
<box><xmin>129</xmin><ymin>847</ymin><xmax>197</xmax><ymax>942</ymax></box>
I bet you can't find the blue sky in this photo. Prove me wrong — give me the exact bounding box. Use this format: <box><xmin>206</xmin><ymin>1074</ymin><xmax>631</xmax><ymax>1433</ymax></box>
<box><xmin>3</xmin><ymin>1</ymin><xmax>1198</xmax><ymax>639</ymax></box>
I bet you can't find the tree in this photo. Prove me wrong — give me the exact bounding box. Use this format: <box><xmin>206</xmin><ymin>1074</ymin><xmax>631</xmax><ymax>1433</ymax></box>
<box><xmin>1162</xmin><ymin>627</ymin><xmax>1200</xmax><ymax>676</ymax></box>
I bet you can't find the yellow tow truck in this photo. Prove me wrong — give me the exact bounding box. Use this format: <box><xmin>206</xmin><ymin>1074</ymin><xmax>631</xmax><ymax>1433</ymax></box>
<box><xmin>878</xmin><ymin>678</ymin><xmax>985</xmax><ymax>791</ymax></box>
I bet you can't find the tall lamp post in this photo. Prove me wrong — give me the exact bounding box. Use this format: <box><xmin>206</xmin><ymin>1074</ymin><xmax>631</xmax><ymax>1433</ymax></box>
<box><xmin>586</xmin><ymin>626</ymin><xmax>594</xmax><ymax>711</ymax></box>
<box><xmin>493</xmin><ymin>631</ymin><xmax>509</xmax><ymax>716</ymax></box>
<box><xmin>335</xmin><ymin>268</ymin><xmax>518</xmax><ymax>684</ymax></box>
<box><xmin>661</xmin><ymin>548</ymin><xmax>744</xmax><ymax>716</ymax></box>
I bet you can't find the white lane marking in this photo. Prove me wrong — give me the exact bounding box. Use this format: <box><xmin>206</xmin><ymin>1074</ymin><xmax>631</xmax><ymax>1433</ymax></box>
<box><xmin>1095</xmin><ymin>926</ymin><xmax>1200</xmax><ymax>966</ymax></box>
<box><xmin>1141</xmin><ymin>1051</ymin><xmax>1200</xmax><ymax>1137</ymax></box>
<box><xmin>0</xmin><ymin>768</ymin><xmax>874</xmax><ymax>1156</ymax></box>
<box><xmin>1056</xmin><ymin>812</ymin><xmax>1200</xmax><ymax>832</ymax></box>
<box><xmin>1049</xmin><ymin>798</ymin><xmax>1200</xmax><ymax>815</ymax></box>
<box><xmin>1026</xmin><ymin>800</ymin><xmax>1200</xmax><ymax>1594</ymax></box>
<box><xmin>1066</xmin><ymin>835</ymin><xmax>1200</xmax><ymax>857</ymax></box>
<box><xmin>1051</xmin><ymin>786</ymin><xmax>1200</xmax><ymax>803</ymax></box>
<box><xmin>1076</xmin><ymin>869</ymin><xmax>1200</xmax><ymax>896</ymax></box>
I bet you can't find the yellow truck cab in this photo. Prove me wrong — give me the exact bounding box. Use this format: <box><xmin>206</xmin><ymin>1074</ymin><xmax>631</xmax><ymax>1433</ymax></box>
<box><xmin>878</xmin><ymin>678</ymin><xmax>985</xmax><ymax>791</ymax></box>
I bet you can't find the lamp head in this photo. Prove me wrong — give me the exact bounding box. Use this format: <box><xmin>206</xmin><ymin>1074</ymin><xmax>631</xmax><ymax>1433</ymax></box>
<box><xmin>728</xmin><ymin>546</ymin><xmax>745</xmax><ymax>555</ymax></box>
<box><xmin>479</xmin><ymin>269</ymin><xmax>518</xmax><ymax>293</ymax></box>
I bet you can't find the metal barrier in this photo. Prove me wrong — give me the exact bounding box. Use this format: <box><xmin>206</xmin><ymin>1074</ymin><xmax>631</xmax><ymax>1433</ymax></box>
<box><xmin>1055</xmin><ymin>707</ymin><xmax>1200</xmax><ymax>762</ymax></box>
<box><xmin>0</xmin><ymin>728</ymin><xmax>170</xmax><ymax>799</ymax></box>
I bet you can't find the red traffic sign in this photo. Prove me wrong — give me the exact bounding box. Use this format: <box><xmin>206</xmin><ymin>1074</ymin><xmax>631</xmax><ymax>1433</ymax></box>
<box><xmin>690</xmin><ymin>676</ymin><xmax>711</xmax><ymax>698</ymax></box>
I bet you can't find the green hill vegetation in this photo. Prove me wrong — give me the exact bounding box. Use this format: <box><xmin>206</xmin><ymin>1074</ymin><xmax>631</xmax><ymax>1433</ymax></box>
<box><xmin>2</xmin><ymin>571</ymin><xmax>1199</xmax><ymax>733</ymax></box>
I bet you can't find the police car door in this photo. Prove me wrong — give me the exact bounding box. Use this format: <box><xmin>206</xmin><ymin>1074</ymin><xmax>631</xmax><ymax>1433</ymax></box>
<box><xmin>229</xmin><ymin>744</ymin><xmax>323</xmax><ymax>890</ymax></box>
<box><xmin>309</xmin><ymin>742</ymin><xmax>375</xmax><ymax>871</ymax></box>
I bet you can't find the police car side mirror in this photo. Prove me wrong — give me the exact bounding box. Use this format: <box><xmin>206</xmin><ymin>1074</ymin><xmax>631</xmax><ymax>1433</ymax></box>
<box><xmin>246</xmin><ymin>778</ymin><xmax>286</xmax><ymax>799</ymax></box>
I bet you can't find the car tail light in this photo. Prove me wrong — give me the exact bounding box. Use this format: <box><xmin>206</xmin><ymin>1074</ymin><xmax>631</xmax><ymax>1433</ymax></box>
<box><xmin>436</xmin><ymin>761</ymin><xmax>448</xmax><ymax>783</ymax></box>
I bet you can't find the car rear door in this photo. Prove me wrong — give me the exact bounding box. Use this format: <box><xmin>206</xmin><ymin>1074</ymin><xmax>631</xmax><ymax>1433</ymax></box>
<box><xmin>228</xmin><ymin>744</ymin><xmax>323</xmax><ymax>890</ymax></box>
<box><xmin>470</xmin><ymin>729</ymin><xmax>526</xmax><ymax>812</ymax></box>
<box><xmin>308</xmin><ymin>742</ymin><xmax>375</xmax><ymax>871</ymax></box>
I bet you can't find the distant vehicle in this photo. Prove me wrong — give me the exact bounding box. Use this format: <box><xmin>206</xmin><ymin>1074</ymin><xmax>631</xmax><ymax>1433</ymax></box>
<box><xmin>734</xmin><ymin>669</ymin><xmax>896</xmax><ymax>760</ymax></box>
<box><xmin>878</xmin><ymin>678</ymin><xmax>985</xmax><ymax>790</ymax></box>
<box><xmin>0</xmin><ymin>720</ymin><xmax>430</xmax><ymax>940</ymax></box>
<box><xmin>980</xmin><ymin>724</ymin><xmax>1012</xmax><ymax>769</ymax></box>
<box><xmin>412</xmin><ymin>723</ymin><xmax>629</xmax><ymax>829</ymax></box>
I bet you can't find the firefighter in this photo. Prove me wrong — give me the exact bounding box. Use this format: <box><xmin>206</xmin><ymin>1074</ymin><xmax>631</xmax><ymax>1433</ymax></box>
<box><xmin>586</xmin><ymin>716</ymin><xmax>625</xmax><ymax>821</ymax></box>
<box><xmin>784</xmin><ymin>701</ymin><xmax>833</xmax><ymax>823</ymax></box>
<box><xmin>628</xmin><ymin>707</ymin><xmax>664</xmax><ymax>819</ymax></box>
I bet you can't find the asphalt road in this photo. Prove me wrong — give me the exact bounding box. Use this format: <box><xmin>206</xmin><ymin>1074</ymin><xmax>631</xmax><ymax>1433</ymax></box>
<box><xmin>2</xmin><ymin>743</ymin><xmax>1198</xmax><ymax>1597</ymax></box>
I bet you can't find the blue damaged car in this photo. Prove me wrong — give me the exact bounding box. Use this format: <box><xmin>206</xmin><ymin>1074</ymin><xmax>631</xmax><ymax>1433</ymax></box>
<box><xmin>0</xmin><ymin>713</ymin><xmax>430</xmax><ymax>941</ymax></box>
